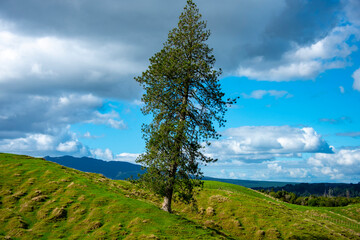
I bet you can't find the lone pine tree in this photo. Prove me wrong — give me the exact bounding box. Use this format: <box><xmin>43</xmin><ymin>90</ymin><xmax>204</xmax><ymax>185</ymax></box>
<box><xmin>135</xmin><ymin>0</ymin><xmax>235</xmax><ymax>213</ymax></box>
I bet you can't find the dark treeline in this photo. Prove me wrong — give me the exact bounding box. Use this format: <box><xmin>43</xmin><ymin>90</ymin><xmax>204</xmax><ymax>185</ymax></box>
<box><xmin>254</xmin><ymin>182</ymin><xmax>360</xmax><ymax>198</ymax></box>
<box><xmin>259</xmin><ymin>189</ymin><xmax>360</xmax><ymax>207</ymax></box>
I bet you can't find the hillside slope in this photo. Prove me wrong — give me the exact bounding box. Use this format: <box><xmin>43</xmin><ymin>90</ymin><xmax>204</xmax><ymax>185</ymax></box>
<box><xmin>1</xmin><ymin>153</ymin><xmax>360</xmax><ymax>239</ymax></box>
<box><xmin>0</xmin><ymin>153</ymin><xmax>220</xmax><ymax>239</ymax></box>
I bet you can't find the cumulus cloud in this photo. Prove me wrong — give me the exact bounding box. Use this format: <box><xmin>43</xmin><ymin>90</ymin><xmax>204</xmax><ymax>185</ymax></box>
<box><xmin>204</xmin><ymin>159</ymin><xmax>314</xmax><ymax>181</ymax></box>
<box><xmin>0</xmin><ymin>19</ymin><xmax>138</xmax><ymax>148</ymax></box>
<box><xmin>0</xmin><ymin>126</ymin><xmax>89</xmax><ymax>157</ymax></box>
<box><xmin>308</xmin><ymin>147</ymin><xmax>360</xmax><ymax>180</ymax></box>
<box><xmin>90</xmin><ymin>148</ymin><xmax>114</xmax><ymax>161</ymax></box>
<box><xmin>0</xmin><ymin>0</ymin><xmax>344</xmax><ymax>77</ymax></box>
<box><xmin>86</xmin><ymin>111</ymin><xmax>126</xmax><ymax>130</ymax></box>
<box><xmin>242</xmin><ymin>90</ymin><xmax>292</xmax><ymax>99</ymax></box>
<box><xmin>237</xmin><ymin>25</ymin><xmax>360</xmax><ymax>81</ymax></box>
<box><xmin>233</xmin><ymin>0</ymin><xmax>360</xmax><ymax>81</ymax></box>
<box><xmin>352</xmin><ymin>67</ymin><xmax>360</xmax><ymax>91</ymax></box>
<box><xmin>115</xmin><ymin>153</ymin><xmax>140</xmax><ymax>164</ymax></box>
<box><xmin>56</xmin><ymin>141</ymin><xmax>80</xmax><ymax>152</ymax></box>
<box><xmin>0</xmin><ymin>28</ymin><xmax>142</xmax><ymax>99</ymax></box>
<box><xmin>206</xmin><ymin>126</ymin><xmax>332</xmax><ymax>162</ymax></box>
<box><xmin>0</xmin><ymin>0</ymin><xmax>287</xmax><ymax>72</ymax></box>
<box><xmin>0</xmin><ymin>0</ymin><xmax>281</xmax><ymax>156</ymax></box>
<box><xmin>267</xmin><ymin>162</ymin><xmax>309</xmax><ymax>179</ymax></box>
<box><xmin>0</xmin><ymin>93</ymin><xmax>125</xmax><ymax>158</ymax></box>
<box><xmin>0</xmin><ymin>93</ymin><xmax>125</xmax><ymax>139</ymax></box>
<box><xmin>89</xmin><ymin>148</ymin><xmax>140</xmax><ymax>163</ymax></box>
<box><xmin>0</xmin><ymin>0</ymin><xmax>356</xmax><ymax>83</ymax></box>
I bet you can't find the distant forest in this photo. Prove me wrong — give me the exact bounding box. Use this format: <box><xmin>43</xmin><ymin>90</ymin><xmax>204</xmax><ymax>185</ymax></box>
<box><xmin>255</xmin><ymin>182</ymin><xmax>360</xmax><ymax>197</ymax></box>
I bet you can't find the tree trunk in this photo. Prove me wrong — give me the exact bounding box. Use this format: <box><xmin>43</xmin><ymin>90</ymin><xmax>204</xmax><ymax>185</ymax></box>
<box><xmin>161</xmin><ymin>162</ymin><xmax>177</xmax><ymax>213</ymax></box>
<box><xmin>161</xmin><ymin>194</ymin><xmax>173</xmax><ymax>212</ymax></box>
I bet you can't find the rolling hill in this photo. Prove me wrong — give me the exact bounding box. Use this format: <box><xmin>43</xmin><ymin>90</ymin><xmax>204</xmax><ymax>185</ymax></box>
<box><xmin>1</xmin><ymin>153</ymin><xmax>360</xmax><ymax>239</ymax></box>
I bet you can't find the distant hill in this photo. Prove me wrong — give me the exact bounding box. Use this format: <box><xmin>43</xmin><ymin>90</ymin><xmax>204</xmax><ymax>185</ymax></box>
<box><xmin>44</xmin><ymin>155</ymin><xmax>297</xmax><ymax>188</ymax></box>
<box><xmin>255</xmin><ymin>182</ymin><xmax>360</xmax><ymax>197</ymax></box>
<box><xmin>203</xmin><ymin>176</ymin><xmax>297</xmax><ymax>188</ymax></box>
<box><xmin>1</xmin><ymin>153</ymin><xmax>360</xmax><ymax>239</ymax></box>
<box><xmin>44</xmin><ymin>155</ymin><xmax>144</xmax><ymax>180</ymax></box>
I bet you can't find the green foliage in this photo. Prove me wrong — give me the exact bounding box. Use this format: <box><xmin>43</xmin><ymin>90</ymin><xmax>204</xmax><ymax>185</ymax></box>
<box><xmin>261</xmin><ymin>189</ymin><xmax>360</xmax><ymax>207</ymax></box>
<box><xmin>135</xmin><ymin>0</ymin><xmax>235</xmax><ymax>212</ymax></box>
<box><xmin>256</xmin><ymin>182</ymin><xmax>360</xmax><ymax>197</ymax></box>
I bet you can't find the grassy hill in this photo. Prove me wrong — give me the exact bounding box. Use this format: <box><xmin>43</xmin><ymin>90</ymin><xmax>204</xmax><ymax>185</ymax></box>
<box><xmin>1</xmin><ymin>153</ymin><xmax>359</xmax><ymax>239</ymax></box>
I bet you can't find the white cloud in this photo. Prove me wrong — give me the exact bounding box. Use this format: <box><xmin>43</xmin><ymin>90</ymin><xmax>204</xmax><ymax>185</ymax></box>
<box><xmin>352</xmin><ymin>67</ymin><xmax>360</xmax><ymax>91</ymax></box>
<box><xmin>0</xmin><ymin>29</ymin><xmax>142</xmax><ymax>99</ymax></box>
<box><xmin>0</xmin><ymin>20</ymin><xmax>133</xmax><ymax>142</ymax></box>
<box><xmin>339</xmin><ymin>86</ymin><xmax>345</xmax><ymax>94</ymax></box>
<box><xmin>88</xmin><ymin>150</ymin><xmax>140</xmax><ymax>163</ymax></box>
<box><xmin>308</xmin><ymin>147</ymin><xmax>360</xmax><ymax>180</ymax></box>
<box><xmin>288</xmin><ymin>168</ymin><xmax>308</xmax><ymax>179</ymax></box>
<box><xmin>206</xmin><ymin>126</ymin><xmax>332</xmax><ymax>162</ymax></box>
<box><xmin>237</xmin><ymin>25</ymin><xmax>360</xmax><ymax>81</ymax></box>
<box><xmin>267</xmin><ymin>162</ymin><xmax>282</xmax><ymax>173</ymax></box>
<box><xmin>242</xmin><ymin>90</ymin><xmax>292</xmax><ymax>99</ymax></box>
<box><xmin>87</xmin><ymin>111</ymin><xmax>126</xmax><ymax>129</ymax></box>
<box><xmin>0</xmin><ymin>94</ymin><xmax>125</xmax><ymax>139</ymax></box>
<box><xmin>345</xmin><ymin>0</ymin><xmax>360</xmax><ymax>27</ymax></box>
<box><xmin>0</xmin><ymin>126</ymin><xmax>89</xmax><ymax>157</ymax></box>
<box><xmin>115</xmin><ymin>153</ymin><xmax>140</xmax><ymax>164</ymax></box>
<box><xmin>56</xmin><ymin>141</ymin><xmax>79</xmax><ymax>152</ymax></box>
<box><xmin>266</xmin><ymin>162</ymin><xmax>309</xmax><ymax>179</ymax></box>
<box><xmin>290</xmin><ymin>26</ymin><xmax>358</xmax><ymax>60</ymax></box>
<box><xmin>0</xmin><ymin>123</ymin><xmax>140</xmax><ymax>164</ymax></box>
<box><xmin>309</xmin><ymin>148</ymin><xmax>360</xmax><ymax>167</ymax></box>
<box><xmin>82</xmin><ymin>131</ymin><xmax>103</xmax><ymax>139</ymax></box>
<box><xmin>237</xmin><ymin>61</ymin><xmax>323</xmax><ymax>81</ymax></box>
<box><xmin>204</xmin><ymin>159</ymin><xmax>313</xmax><ymax>181</ymax></box>
<box><xmin>84</xmin><ymin>132</ymin><xmax>91</xmax><ymax>138</ymax></box>
<box><xmin>90</xmin><ymin>148</ymin><xmax>114</xmax><ymax>161</ymax></box>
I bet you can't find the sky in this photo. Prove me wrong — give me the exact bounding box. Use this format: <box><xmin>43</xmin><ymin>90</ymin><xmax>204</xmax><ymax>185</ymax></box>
<box><xmin>1</xmin><ymin>0</ymin><xmax>360</xmax><ymax>183</ymax></box>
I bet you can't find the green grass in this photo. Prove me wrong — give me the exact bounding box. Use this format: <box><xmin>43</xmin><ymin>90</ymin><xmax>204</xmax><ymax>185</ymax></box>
<box><xmin>197</xmin><ymin>181</ymin><xmax>360</xmax><ymax>239</ymax></box>
<box><xmin>1</xmin><ymin>153</ymin><xmax>360</xmax><ymax>239</ymax></box>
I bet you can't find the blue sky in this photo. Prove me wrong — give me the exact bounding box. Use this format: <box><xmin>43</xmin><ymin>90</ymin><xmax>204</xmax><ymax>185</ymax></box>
<box><xmin>1</xmin><ymin>0</ymin><xmax>360</xmax><ymax>183</ymax></box>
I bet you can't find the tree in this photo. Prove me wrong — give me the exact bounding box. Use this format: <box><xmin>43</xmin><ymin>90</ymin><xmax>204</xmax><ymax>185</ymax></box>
<box><xmin>135</xmin><ymin>0</ymin><xmax>235</xmax><ymax>213</ymax></box>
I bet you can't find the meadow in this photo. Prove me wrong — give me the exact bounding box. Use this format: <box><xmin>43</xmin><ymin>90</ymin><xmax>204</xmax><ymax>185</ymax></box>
<box><xmin>1</xmin><ymin>153</ymin><xmax>359</xmax><ymax>239</ymax></box>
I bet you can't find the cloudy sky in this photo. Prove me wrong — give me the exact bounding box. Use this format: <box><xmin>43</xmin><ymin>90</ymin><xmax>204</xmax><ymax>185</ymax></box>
<box><xmin>1</xmin><ymin>0</ymin><xmax>360</xmax><ymax>183</ymax></box>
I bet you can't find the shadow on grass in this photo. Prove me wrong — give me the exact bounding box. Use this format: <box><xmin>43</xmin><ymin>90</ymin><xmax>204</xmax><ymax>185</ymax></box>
<box><xmin>171</xmin><ymin>212</ymin><xmax>236</xmax><ymax>240</ymax></box>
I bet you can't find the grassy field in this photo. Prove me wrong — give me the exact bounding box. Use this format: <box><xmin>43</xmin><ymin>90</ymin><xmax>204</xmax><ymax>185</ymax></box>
<box><xmin>1</xmin><ymin>153</ymin><xmax>359</xmax><ymax>239</ymax></box>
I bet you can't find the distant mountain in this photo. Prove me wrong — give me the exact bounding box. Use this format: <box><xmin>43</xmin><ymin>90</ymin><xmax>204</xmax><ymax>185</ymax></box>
<box><xmin>43</xmin><ymin>155</ymin><xmax>298</xmax><ymax>188</ymax></box>
<box><xmin>44</xmin><ymin>155</ymin><xmax>144</xmax><ymax>180</ymax></box>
